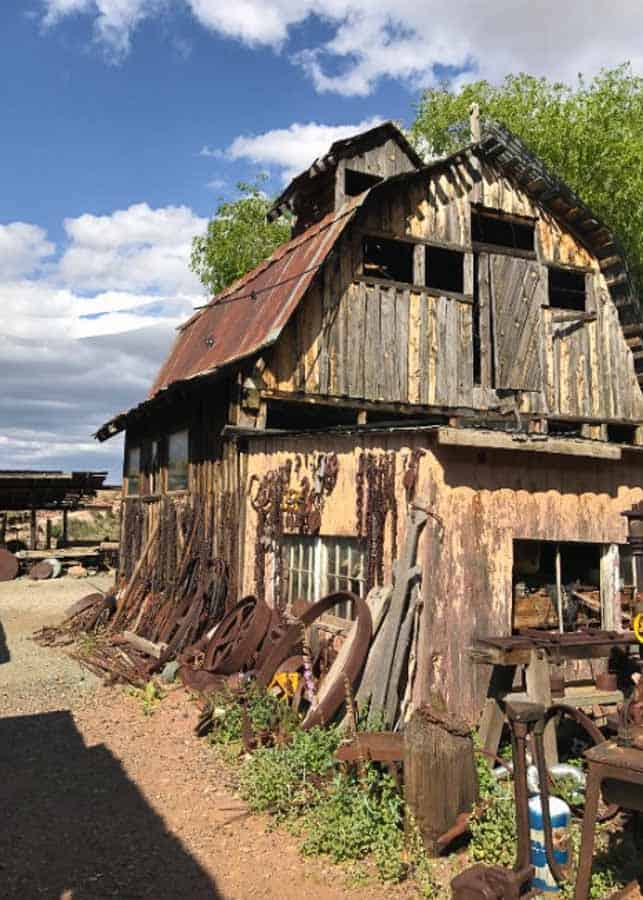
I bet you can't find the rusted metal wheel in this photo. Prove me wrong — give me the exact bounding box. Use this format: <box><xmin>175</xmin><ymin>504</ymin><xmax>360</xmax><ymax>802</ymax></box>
<box><xmin>544</xmin><ymin>703</ymin><xmax>619</xmax><ymax>821</ymax></box>
<box><xmin>64</xmin><ymin>592</ymin><xmax>104</xmax><ymax>620</ymax></box>
<box><xmin>257</xmin><ymin>591</ymin><xmax>372</xmax><ymax>730</ymax></box>
<box><xmin>0</xmin><ymin>549</ymin><xmax>19</xmax><ymax>582</ymax></box>
<box><xmin>30</xmin><ymin>561</ymin><xmax>54</xmax><ymax>580</ymax></box>
<box><xmin>204</xmin><ymin>595</ymin><xmax>271</xmax><ymax>674</ymax></box>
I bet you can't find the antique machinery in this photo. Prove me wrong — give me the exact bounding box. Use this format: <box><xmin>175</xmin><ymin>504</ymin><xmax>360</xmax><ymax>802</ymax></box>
<box><xmin>452</xmin><ymin>696</ymin><xmax>643</xmax><ymax>899</ymax></box>
<box><xmin>451</xmin><ymin>701</ymin><xmax>542</xmax><ymax>899</ymax></box>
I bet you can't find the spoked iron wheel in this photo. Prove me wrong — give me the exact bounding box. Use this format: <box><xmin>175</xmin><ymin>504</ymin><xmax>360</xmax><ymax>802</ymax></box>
<box><xmin>204</xmin><ymin>595</ymin><xmax>271</xmax><ymax>674</ymax></box>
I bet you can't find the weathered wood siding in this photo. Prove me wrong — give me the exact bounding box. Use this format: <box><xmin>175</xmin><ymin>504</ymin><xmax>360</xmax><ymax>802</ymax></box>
<box><xmin>240</xmin><ymin>430</ymin><xmax>643</xmax><ymax>722</ymax></box>
<box><xmin>122</xmin><ymin>393</ymin><xmax>244</xmax><ymax>594</ymax></box>
<box><xmin>263</xmin><ymin>153</ymin><xmax>643</xmax><ymax>422</ymax></box>
<box><xmin>416</xmin><ymin>443</ymin><xmax>643</xmax><ymax>721</ymax></box>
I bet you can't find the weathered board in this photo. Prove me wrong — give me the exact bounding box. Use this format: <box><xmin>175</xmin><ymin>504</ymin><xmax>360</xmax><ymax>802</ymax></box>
<box><xmin>262</xmin><ymin>152</ymin><xmax>643</xmax><ymax>422</ymax></box>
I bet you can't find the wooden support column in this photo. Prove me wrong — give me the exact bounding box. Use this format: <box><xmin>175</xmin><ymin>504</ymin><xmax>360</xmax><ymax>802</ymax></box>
<box><xmin>404</xmin><ymin>706</ymin><xmax>478</xmax><ymax>856</ymax></box>
<box><xmin>62</xmin><ymin>509</ymin><xmax>69</xmax><ymax>548</ymax></box>
<box><xmin>601</xmin><ymin>543</ymin><xmax>621</xmax><ymax>631</ymax></box>
<box><xmin>46</xmin><ymin>518</ymin><xmax>52</xmax><ymax>550</ymax></box>
<box><xmin>0</xmin><ymin>512</ymin><xmax>5</xmax><ymax>548</ymax></box>
<box><xmin>30</xmin><ymin>508</ymin><xmax>38</xmax><ymax>551</ymax></box>
<box><xmin>525</xmin><ymin>649</ymin><xmax>558</xmax><ymax>766</ymax></box>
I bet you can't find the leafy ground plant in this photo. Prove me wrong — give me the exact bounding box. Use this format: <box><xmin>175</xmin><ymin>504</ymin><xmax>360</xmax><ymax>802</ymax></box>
<box><xmin>128</xmin><ymin>680</ymin><xmax>165</xmax><ymax>716</ymax></box>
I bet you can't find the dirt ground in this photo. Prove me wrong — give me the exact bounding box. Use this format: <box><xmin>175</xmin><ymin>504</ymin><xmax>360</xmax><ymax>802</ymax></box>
<box><xmin>0</xmin><ymin>576</ymin><xmax>410</xmax><ymax>900</ymax></box>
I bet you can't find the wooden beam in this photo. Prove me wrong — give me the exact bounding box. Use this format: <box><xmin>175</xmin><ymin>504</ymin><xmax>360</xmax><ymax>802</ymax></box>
<box><xmin>437</xmin><ymin>427</ymin><xmax>622</xmax><ymax>460</ymax></box>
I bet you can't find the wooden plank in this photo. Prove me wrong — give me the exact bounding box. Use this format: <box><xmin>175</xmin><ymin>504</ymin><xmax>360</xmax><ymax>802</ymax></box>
<box><xmin>435</xmin><ymin>296</ymin><xmax>449</xmax><ymax>404</ymax></box>
<box><xmin>477</xmin><ymin>253</ymin><xmax>493</xmax><ymax>389</ymax></box>
<box><xmin>444</xmin><ymin>298</ymin><xmax>459</xmax><ymax>407</ymax></box>
<box><xmin>396</xmin><ymin>289</ymin><xmax>410</xmax><ymax>403</ymax></box>
<box><xmin>437</xmin><ymin>427</ymin><xmax>622</xmax><ymax>459</ymax></box>
<box><xmin>364</xmin><ymin>285</ymin><xmax>381</xmax><ymax>400</ymax></box>
<box><xmin>380</xmin><ymin>287</ymin><xmax>396</xmax><ymax>401</ymax></box>
<box><xmin>489</xmin><ymin>255</ymin><xmax>543</xmax><ymax>391</ymax></box>
<box><xmin>347</xmin><ymin>283</ymin><xmax>366</xmax><ymax>398</ymax></box>
<box><xmin>420</xmin><ymin>294</ymin><xmax>430</xmax><ymax>405</ymax></box>
<box><xmin>408</xmin><ymin>291</ymin><xmax>422</xmax><ymax>404</ymax></box>
<box><xmin>458</xmin><ymin>302</ymin><xmax>474</xmax><ymax>403</ymax></box>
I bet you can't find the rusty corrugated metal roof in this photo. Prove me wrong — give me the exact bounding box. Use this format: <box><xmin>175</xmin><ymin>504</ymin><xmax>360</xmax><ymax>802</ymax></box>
<box><xmin>150</xmin><ymin>197</ymin><xmax>363</xmax><ymax>397</ymax></box>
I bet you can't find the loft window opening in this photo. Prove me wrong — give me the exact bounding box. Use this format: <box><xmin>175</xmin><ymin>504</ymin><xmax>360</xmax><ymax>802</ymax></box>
<box><xmin>363</xmin><ymin>236</ymin><xmax>413</xmax><ymax>284</ymax></box>
<box><xmin>425</xmin><ymin>245</ymin><xmax>464</xmax><ymax>294</ymax></box>
<box><xmin>471</xmin><ymin>208</ymin><xmax>535</xmax><ymax>253</ymax></box>
<box><xmin>124</xmin><ymin>445</ymin><xmax>141</xmax><ymax>496</ymax></box>
<box><xmin>549</xmin><ymin>267</ymin><xmax>586</xmax><ymax>311</ymax></box>
<box><xmin>345</xmin><ymin>169</ymin><xmax>382</xmax><ymax>196</ymax></box>
<box><xmin>512</xmin><ymin>539</ymin><xmax>602</xmax><ymax>633</ymax></box>
<box><xmin>548</xmin><ymin>419</ymin><xmax>582</xmax><ymax>438</ymax></box>
<box><xmin>607</xmin><ymin>423</ymin><xmax>637</xmax><ymax>444</ymax></box>
<box><xmin>266</xmin><ymin>400</ymin><xmax>358</xmax><ymax>431</ymax></box>
<box><xmin>167</xmin><ymin>428</ymin><xmax>189</xmax><ymax>492</ymax></box>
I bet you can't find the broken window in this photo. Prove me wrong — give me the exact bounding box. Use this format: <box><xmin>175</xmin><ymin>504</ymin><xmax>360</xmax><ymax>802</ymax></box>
<box><xmin>145</xmin><ymin>438</ymin><xmax>160</xmax><ymax>494</ymax></box>
<box><xmin>282</xmin><ymin>535</ymin><xmax>366</xmax><ymax>620</ymax></box>
<box><xmin>425</xmin><ymin>245</ymin><xmax>464</xmax><ymax>294</ymax></box>
<box><xmin>266</xmin><ymin>400</ymin><xmax>357</xmax><ymax>430</ymax></box>
<box><xmin>345</xmin><ymin>169</ymin><xmax>382</xmax><ymax>196</ymax></box>
<box><xmin>512</xmin><ymin>539</ymin><xmax>602</xmax><ymax>633</ymax></box>
<box><xmin>125</xmin><ymin>446</ymin><xmax>141</xmax><ymax>496</ymax></box>
<box><xmin>363</xmin><ymin>236</ymin><xmax>413</xmax><ymax>283</ymax></box>
<box><xmin>548</xmin><ymin>419</ymin><xmax>583</xmax><ymax>438</ymax></box>
<box><xmin>607</xmin><ymin>423</ymin><xmax>637</xmax><ymax>445</ymax></box>
<box><xmin>548</xmin><ymin>267</ymin><xmax>586</xmax><ymax>311</ymax></box>
<box><xmin>471</xmin><ymin>208</ymin><xmax>535</xmax><ymax>253</ymax></box>
<box><xmin>167</xmin><ymin>428</ymin><xmax>189</xmax><ymax>492</ymax></box>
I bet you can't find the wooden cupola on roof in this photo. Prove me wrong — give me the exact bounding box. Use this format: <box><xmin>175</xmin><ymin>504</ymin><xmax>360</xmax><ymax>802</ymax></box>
<box><xmin>267</xmin><ymin>121</ymin><xmax>424</xmax><ymax>237</ymax></box>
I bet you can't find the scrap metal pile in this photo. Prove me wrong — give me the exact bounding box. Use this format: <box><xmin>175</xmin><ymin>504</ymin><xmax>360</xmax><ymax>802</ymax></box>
<box><xmin>34</xmin><ymin>490</ymin><xmax>434</xmax><ymax>736</ymax></box>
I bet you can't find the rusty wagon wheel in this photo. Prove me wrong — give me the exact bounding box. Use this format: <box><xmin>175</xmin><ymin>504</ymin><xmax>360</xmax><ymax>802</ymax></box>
<box><xmin>0</xmin><ymin>548</ymin><xmax>19</xmax><ymax>582</ymax></box>
<box><xmin>204</xmin><ymin>595</ymin><xmax>271</xmax><ymax>674</ymax></box>
<box><xmin>544</xmin><ymin>703</ymin><xmax>619</xmax><ymax>822</ymax></box>
<box><xmin>256</xmin><ymin>590</ymin><xmax>372</xmax><ymax>730</ymax></box>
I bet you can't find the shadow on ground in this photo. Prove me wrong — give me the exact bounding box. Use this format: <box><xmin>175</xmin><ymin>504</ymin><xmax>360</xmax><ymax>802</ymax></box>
<box><xmin>0</xmin><ymin>710</ymin><xmax>222</xmax><ymax>898</ymax></box>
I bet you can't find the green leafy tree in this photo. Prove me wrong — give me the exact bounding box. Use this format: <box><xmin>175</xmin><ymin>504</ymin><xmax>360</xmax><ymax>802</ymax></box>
<box><xmin>190</xmin><ymin>178</ymin><xmax>291</xmax><ymax>295</ymax></box>
<box><xmin>410</xmin><ymin>64</ymin><xmax>643</xmax><ymax>289</ymax></box>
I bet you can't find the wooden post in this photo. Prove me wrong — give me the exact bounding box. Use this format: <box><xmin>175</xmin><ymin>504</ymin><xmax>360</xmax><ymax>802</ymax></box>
<box><xmin>0</xmin><ymin>512</ymin><xmax>5</xmax><ymax>548</ymax></box>
<box><xmin>404</xmin><ymin>706</ymin><xmax>478</xmax><ymax>856</ymax></box>
<box><xmin>46</xmin><ymin>518</ymin><xmax>52</xmax><ymax>550</ymax></box>
<box><xmin>30</xmin><ymin>508</ymin><xmax>38</xmax><ymax>551</ymax></box>
<box><xmin>62</xmin><ymin>509</ymin><xmax>69</xmax><ymax>547</ymax></box>
<box><xmin>555</xmin><ymin>543</ymin><xmax>564</xmax><ymax>633</ymax></box>
<box><xmin>525</xmin><ymin>649</ymin><xmax>558</xmax><ymax>765</ymax></box>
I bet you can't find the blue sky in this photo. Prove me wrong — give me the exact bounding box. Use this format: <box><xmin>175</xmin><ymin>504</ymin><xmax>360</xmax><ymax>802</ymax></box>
<box><xmin>1</xmin><ymin>1</ymin><xmax>641</xmax><ymax>482</ymax></box>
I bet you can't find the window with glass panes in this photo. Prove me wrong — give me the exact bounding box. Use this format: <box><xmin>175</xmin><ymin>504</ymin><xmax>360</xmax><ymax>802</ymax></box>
<box><xmin>167</xmin><ymin>429</ymin><xmax>189</xmax><ymax>491</ymax></box>
<box><xmin>124</xmin><ymin>446</ymin><xmax>141</xmax><ymax>496</ymax></box>
<box><xmin>282</xmin><ymin>535</ymin><xmax>366</xmax><ymax>620</ymax></box>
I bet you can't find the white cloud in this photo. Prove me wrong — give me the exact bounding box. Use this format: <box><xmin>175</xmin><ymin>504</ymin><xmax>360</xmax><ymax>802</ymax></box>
<box><xmin>0</xmin><ymin>222</ymin><xmax>55</xmax><ymax>279</ymax></box>
<box><xmin>0</xmin><ymin>202</ymin><xmax>207</xmax><ymax>480</ymax></box>
<box><xmin>40</xmin><ymin>0</ymin><xmax>643</xmax><ymax>95</ymax></box>
<box><xmin>57</xmin><ymin>202</ymin><xmax>207</xmax><ymax>293</ymax></box>
<box><xmin>221</xmin><ymin>117</ymin><xmax>384</xmax><ymax>182</ymax></box>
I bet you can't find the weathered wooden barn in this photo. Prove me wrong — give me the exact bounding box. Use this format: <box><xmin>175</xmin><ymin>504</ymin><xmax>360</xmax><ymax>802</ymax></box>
<box><xmin>97</xmin><ymin>120</ymin><xmax>643</xmax><ymax>724</ymax></box>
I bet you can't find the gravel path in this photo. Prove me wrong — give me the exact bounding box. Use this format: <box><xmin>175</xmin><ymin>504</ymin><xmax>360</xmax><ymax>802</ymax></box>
<box><xmin>0</xmin><ymin>576</ymin><xmax>407</xmax><ymax>900</ymax></box>
<box><xmin>0</xmin><ymin>573</ymin><xmax>112</xmax><ymax>715</ymax></box>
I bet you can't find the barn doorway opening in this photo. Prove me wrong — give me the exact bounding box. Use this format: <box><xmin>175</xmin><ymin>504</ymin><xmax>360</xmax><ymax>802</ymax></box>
<box><xmin>512</xmin><ymin>539</ymin><xmax>602</xmax><ymax>633</ymax></box>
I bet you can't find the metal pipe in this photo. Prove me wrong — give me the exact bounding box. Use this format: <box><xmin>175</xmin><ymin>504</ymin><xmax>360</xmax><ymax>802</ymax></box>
<box><xmin>533</xmin><ymin>721</ymin><xmax>567</xmax><ymax>885</ymax></box>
